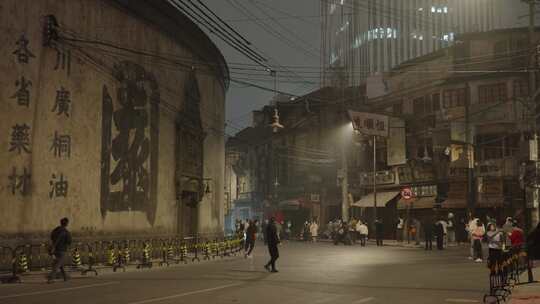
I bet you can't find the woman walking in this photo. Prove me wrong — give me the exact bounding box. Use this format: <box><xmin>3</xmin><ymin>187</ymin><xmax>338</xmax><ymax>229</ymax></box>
<box><xmin>472</xmin><ymin>220</ymin><xmax>486</xmax><ymax>263</ymax></box>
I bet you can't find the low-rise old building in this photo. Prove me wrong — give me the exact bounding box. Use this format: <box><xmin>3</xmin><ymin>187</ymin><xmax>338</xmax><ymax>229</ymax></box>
<box><xmin>1</xmin><ymin>0</ymin><xmax>228</xmax><ymax>239</ymax></box>
<box><xmin>227</xmin><ymin>27</ymin><xmax>540</xmax><ymax>240</ymax></box>
<box><xmin>364</xmin><ymin>27</ymin><xmax>539</xmax><ymax>232</ymax></box>
<box><xmin>226</xmin><ymin>88</ymin><xmax>367</xmax><ymax>235</ymax></box>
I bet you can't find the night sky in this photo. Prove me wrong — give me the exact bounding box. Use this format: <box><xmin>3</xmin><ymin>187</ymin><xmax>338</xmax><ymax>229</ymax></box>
<box><xmin>202</xmin><ymin>0</ymin><xmax>321</xmax><ymax>135</ymax></box>
<box><xmin>201</xmin><ymin>1</ymin><xmax>530</xmax><ymax>136</ymax></box>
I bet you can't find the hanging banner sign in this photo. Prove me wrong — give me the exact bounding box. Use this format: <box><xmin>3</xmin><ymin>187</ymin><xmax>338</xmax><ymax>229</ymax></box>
<box><xmin>348</xmin><ymin>111</ymin><xmax>389</xmax><ymax>137</ymax></box>
<box><xmin>387</xmin><ymin>117</ymin><xmax>406</xmax><ymax>166</ymax></box>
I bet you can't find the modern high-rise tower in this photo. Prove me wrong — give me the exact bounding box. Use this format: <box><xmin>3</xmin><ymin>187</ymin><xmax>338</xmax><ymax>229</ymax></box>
<box><xmin>321</xmin><ymin>0</ymin><xmax>533</xmax><ymax>87</ymax></box>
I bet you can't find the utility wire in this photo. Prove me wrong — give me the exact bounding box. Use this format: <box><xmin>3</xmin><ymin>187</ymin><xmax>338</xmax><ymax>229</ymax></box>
<box><xmin>168</xmin><ymin>0</ymin><xmax>269</xmax><ymax>68</ymax></box>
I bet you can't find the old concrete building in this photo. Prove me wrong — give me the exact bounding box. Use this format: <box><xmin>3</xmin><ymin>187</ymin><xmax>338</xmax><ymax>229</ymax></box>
<box><xmin>0</xmin><ymin>0</ymin><xmax>228</xmax><ymax>239</ymax></box>
<box><xmin>363</xmin><ymin>27</ymin><xmax>540</xmax><ymax>232</ymax></box>
<box><xmin>226</xmin><ymin>88</ymin><xmax>368</xmax><ymax>235</ymax></box>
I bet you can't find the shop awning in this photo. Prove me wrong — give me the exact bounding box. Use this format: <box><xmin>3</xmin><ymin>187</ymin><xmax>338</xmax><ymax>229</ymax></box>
<box><xmin>352</xmin><ymin>192</ymin><xmax>399</xmax><ymax>208</ymax></box>
<box><xmin>441</xmin><ymin>198</ymin><xmax>467</xmax><ymax>209</ymax></box>
<box><xmin>397</xmin><ymin>197</ymin><xmax>435</xmax><ymax>210</ymax></box>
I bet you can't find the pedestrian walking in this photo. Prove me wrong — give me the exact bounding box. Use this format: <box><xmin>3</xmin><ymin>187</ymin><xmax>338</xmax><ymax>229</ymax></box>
<box><xmin>467</xmin><ymin>216</ymin><xmax>479</xmax><ymax>260</ymax></box>
<box><xmin>486</xmin><ymin>223</ymin><xmax>503</xmax><ymax>268</ymax></box>
<box><xmin>303</xmin><ymin>221</ymin><xmax>311</xmax><ymax>241</ymax></box>
<box><xmin>375</xmin><ymin>219</ymin><xmax>384</xmax><ymax>246</ymax></box>
<box><xmin>47</xmin><ymin>217</ymin><xmax>72</xmax><ymax>283</ymax></box>
<box><xmin>276</xmin><ymin>220</ymin><xmax>283</xmax><ymax>241</ymax></box>
<box><xmin>447</xmin><ymin>213</ymin><xmax>455</xmax><ymax>245</ymax></box>
<box><xmin>264</xmin><ymin>217</ymin><xmax>280</xmax><ymax>273</ymax></box>
<box><xmin>285</xmin><ymin>220</ymin><xmax>292</xmax><ymax>241</ymax></box>
<box><xmin>349</xmin><ymin>218</ymin><xmax>357</xmax><ymax>244</ymax></box>
<box><xmin>423</xmin><ymin>217</ymin><xmax>433</xmax><ymax>251</ymax></box>
<box><xmin>358</xmin><ymin>221</ymin><xmax>368</xmax><ymax>246</ymax></box>
<box><xmin>244</xmin><ymin>219</ymin><xmax>258</xmax><ymax>258</ymax></box>
<box><xmin>502</xmin><ymin>217</ymin><xmax>513</xmax><ymax>247</ymax></box>
<box><xmin>436</xmin><ymin>219</ymin><xmax>448</xmax><ymax>249</ymax></box>
<box><xmin>472</xmin><ymin>220</ymin><xmax>486</xmax><ymax>262</ymax></box>
<box><xmin>455</xmin><ymin>217</ymin><xmax>467</xmax><ymax>246</ymax></box>
<box><xmin>310</xmin><ymin>220</ymin><xmax>319</xmax><ymax>242</ymax></box>
<box><xmin>396</xmin><ymin>217</ymin><xmax>404</xmax><ymax>242</ymax></box>
<box><xmin>435</xmin><ymin>220</ymin><xmax>444</xmax><ymax>250</ymax></box>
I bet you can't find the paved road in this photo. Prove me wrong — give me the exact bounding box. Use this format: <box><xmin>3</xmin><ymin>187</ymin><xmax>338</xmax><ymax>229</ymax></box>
<box><xmin>0</xmin><ymin>242</ymin><xmax>488</xmax><ymax>304</ymax></box>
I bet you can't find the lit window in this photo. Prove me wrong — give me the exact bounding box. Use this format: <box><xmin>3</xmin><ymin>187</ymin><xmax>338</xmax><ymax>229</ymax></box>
<box><xmin>418</xmin><ymin>7</ymin><xmax>424</xmax><ymax>12</ymax></box>
<box><xmin>443</xmin><ymin>6</ymin><xmax>448</xmax><ymax>13</ymax></box>
<box><xmin>431</xmin><ymin>6</ymin><xmax>436</xmax><ymax>13</ymax></box>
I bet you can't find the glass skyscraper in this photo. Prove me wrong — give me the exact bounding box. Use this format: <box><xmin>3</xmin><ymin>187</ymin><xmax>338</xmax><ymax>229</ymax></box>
<box><xmin>321</xmin><ymin>0</ymin><xmax>532</xmax><ymax>86</ymax></box>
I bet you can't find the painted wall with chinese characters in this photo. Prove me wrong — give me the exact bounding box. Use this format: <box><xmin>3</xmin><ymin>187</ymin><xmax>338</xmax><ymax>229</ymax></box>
<box><xmin>0</xmin><ymin>0</ymin><xmax>226</xmax><ymax>238</ymax></box>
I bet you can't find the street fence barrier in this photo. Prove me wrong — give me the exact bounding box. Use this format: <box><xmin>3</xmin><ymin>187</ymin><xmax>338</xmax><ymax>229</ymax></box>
<box><xmin>0</xmin><ymin>235</ymin><xmax>242</xmax><ymax>284</ymax></box>
<box><xmin>483</xmin><ymin>246</ymin><xmax>535</xmax><ymax>304</ymax></box>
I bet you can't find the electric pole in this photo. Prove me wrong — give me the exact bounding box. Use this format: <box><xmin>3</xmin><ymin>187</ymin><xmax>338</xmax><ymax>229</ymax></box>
<box><xmin>340</xmin><ymin>70</ymin><xmax>349</xmax><ymax>222</ymax></box>
<box><xmin>527</xmin><ymin>0</ymin><xmax>539</xmax><ymax>229</ymax></box>
<box><xmin>341</xmin><ymin>143</ymin><xmax>349</xmax><ymax>222</ymax></box>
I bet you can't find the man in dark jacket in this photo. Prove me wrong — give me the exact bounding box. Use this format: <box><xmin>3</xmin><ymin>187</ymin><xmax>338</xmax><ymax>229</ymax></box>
<box><xmin>264</xmin><ymin>217</ymin><xmax>280</xmax><ymax>273</ymax></box>
<box><xmin>375</xmin><ymin>219</ymin><xmax>384</xmax><ymax>246</ymax></box>
<box><xmin>423</xmin><ymin>217</ymin><xmax>434</xmax><ymax>250</ymax></box>
<box><xmin>47</xmin><ymin>217</ymin><xmax>72</xmax><ymax>283</ymax></box>
<box><xmin>244</xmin><ymin>219</ymin><xmax>258</xmax><ymax>258</ymax></box>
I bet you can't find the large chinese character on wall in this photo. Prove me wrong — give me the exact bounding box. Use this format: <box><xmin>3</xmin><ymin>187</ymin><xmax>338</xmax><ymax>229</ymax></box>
<box><xmin>100</xmin><ymin>61</ymin><xmax>160</xmax><ymax>225</ymax></box>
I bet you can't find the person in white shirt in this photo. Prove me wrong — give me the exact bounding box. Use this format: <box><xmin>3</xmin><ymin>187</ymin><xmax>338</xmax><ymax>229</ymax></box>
<box><xmin>466</xmin><ymin>217</ymin><xmax>484</xmax><ymax>259</ymax></box>
<box><xmin>310</xmin><ymin>221</ymin><xmax>319</xmax><ymax>242</ymax></box>
<box><xmin>358</xmin><ymin>221</ymin><xmax>369</xmax><ymax>247</ymax></box>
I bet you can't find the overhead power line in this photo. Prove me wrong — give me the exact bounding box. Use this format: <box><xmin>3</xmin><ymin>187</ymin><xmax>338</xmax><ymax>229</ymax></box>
<box><xmin>168</xmin><ymin>0</ymin><xmax>270</xmax><ymax>69</ymax></box>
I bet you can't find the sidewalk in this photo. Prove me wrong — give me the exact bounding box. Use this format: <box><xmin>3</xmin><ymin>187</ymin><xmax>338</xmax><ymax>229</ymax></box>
<box><xmin>509</xmin><ymin>268</ymin><xmax>540</xmax><ymax>304</ymax></box>
<box><xmin>316</xmin><ymin>238</ymin><xmax>460</xmax><ymax>249</ymax></box>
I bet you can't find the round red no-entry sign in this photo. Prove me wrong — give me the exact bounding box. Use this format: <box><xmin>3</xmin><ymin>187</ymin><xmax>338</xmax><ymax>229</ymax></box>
<box><xmin>401</xmin><ymin>187</ymin><xmax>413</xmax><ymax>200</ymax></box>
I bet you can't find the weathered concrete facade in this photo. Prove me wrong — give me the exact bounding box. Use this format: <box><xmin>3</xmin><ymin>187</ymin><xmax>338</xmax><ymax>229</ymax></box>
<box><xmin>0</xmin><ymin>0</ymin><xmax>227</xmax><ymax>238</ymax></box>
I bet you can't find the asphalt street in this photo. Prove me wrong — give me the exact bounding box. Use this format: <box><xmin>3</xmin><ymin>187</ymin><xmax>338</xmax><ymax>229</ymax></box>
<box><xmin>0</xmin><ymin>242</ymin><xmax>488</xmax><ymax>304</ymax></box>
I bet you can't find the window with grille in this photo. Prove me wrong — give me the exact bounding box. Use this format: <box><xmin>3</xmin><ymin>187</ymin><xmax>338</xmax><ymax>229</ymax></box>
<box><xmin>476</xmin><ymin>134</ymin><xmax>504</xmax><ymax>161</ymax></box>
<box><xmin>443</xmin><ymin>88</ymin><xmax>466</xmax><ymax>108</ymax></box>
<box><xmin>478</xmin><ymin>83</ymin><xmax>507</xmax><ymax>104</ymax></box>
